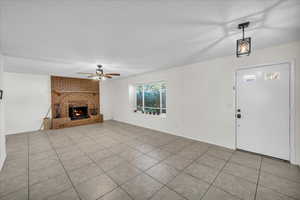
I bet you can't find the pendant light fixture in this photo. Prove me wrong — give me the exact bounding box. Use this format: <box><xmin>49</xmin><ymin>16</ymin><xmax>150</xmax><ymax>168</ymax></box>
<box><xmin>236</xmin><ymin>22</ymin><xmax>251</xmax><ymax>57</ymax></box>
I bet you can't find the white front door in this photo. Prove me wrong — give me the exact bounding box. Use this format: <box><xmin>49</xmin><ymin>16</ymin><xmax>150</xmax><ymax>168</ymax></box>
<box><xmin>236</xmin><ymin>63</ymin><xmax>290</xmax><ymax>160</ymax></box>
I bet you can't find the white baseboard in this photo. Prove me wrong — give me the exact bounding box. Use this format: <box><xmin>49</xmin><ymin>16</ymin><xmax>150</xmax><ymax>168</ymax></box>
<box><xmin>110</xmin><ymin>119</ymin><xmax>235</xmax><ymax>150</ymax></box>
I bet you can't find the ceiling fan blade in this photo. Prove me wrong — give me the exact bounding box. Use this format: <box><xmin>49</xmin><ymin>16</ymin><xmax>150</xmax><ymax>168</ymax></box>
<box><xmin>105</xmin><ymin>73</ymin><xmax>120</xmax><ymax>76</ymax></box>
<box><xmin>77</xmin><ymin>72</ymin><xmax>95</xmax><ymax>75</ymax></box>
<box><xmin>88</xmin><ymin>75</ymin><xmax>98</xmax><ymax>78</ymax></box>
<box><xmin>104</xmin><ymin>75</ymin><xmax>112</xmax><ymax>79</ymax></box>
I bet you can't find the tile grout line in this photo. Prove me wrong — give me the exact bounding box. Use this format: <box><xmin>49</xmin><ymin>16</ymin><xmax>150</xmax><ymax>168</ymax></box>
<box><xmin>7</xmin><ymin>123</ymin><xmax>298</xmax><ymax>200</ymax></box>
<box><xmin>132</xmin><ymin>143</ymin><xmax>194</xmax><ymax>200</ymax></box>
<box><xmin>5</xmin><ymin>123</ymin><xmax>299</xmax><ymax>200</ymax></box>
<box><xmin>199</xmin><ymin>151</ymin><xmax>235</xmax><ymax>200</ymax></box>
<box><xmin>139</xmin><ymin>150</ymin><xmax>188</xmax><ymax>200</ymax></box>
<box><xmin>259</xmin><ymin>165</ymin><xmax>300</xmax><ymax>184</ymax></box>
<box><xmin>254</xmin><ymin>156</ymin><xmax>263</xmax><ymax>200</ymax></box>
<box><xmin>66</xmin><ymin>130</ymin><xmax>136</xmax><ymax>200</ymax></box>
<box><xmin>79</xmin><ymin>128</ymin><xmax>190</xmax><ymax>200</ymax></box>
<box><xmin>0</xmin><ymin>136</ymin><xmax>28</xmax><ymax>199</ymax></box>
<box><xmin>179</xmin><ymin>155</ymin><xmax>249</xmax><ymax>200</ymax></box>
<box><xmin>168</xmin><ymin>146</ymin><xmax>217</xmax><ymax>199</ymax></box>
<box><xmin>117</xmin><ymin>145</ymin><xmax>184</xmax><ymax>199</ymax></box>
<box><xmin>96</xmin><ymin>171</ymin><xmax>136</xmax><ymax>200</ymax></box>
<box><xmin>81</xmin><ymin>129</ymin><xmax>149</xmax><ymax>200</ymax></box>
<box><xmin>146</xmin><ymin>146</ymin><xmax>213</xmax><ymax>200</ymax></box>
<box><xmin>44</xmin><ymin>131</ymin><xmax>83</xmax><ymax>200</ymax></box>
<box><xmin>133</xmin><ymin>140</ymin><xmax>199</xmax><ymax>200</ymax></box>
<box><xmin>141</xmin><ymin>138</ymin><xmax>296</xmax><ymax>200</ymax></box>
<box><xmin>200</xmin><ymin>151</ymin><xmax>261</xmax><ymax>200</ymax></box>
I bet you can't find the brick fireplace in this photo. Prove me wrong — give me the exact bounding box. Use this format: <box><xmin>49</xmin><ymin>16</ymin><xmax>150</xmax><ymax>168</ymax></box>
<box><xmin>51</xmin><ymin>76</ymin><xmax>103</xmax><ymax>129</ymax></box>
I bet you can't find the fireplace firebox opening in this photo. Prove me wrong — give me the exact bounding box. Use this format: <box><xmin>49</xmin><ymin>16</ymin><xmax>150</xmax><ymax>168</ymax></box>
<box><xmin>69</xmin><ymin>106</ymin><xmax>89</xmax><ymax>120</ymax></box>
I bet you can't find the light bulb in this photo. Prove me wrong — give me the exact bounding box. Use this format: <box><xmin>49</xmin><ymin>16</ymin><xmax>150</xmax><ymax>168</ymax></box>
<box><xmin>239</xmin><ymin>40</ymin><xmax>249</xmax><ymax>53</ymax></box>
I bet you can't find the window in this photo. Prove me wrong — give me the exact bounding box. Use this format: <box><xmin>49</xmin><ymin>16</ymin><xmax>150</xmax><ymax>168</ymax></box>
<box><xmin>135</xmin><ymin>82</ymin><xmax>166</xmax><ymax>115</ymax></box>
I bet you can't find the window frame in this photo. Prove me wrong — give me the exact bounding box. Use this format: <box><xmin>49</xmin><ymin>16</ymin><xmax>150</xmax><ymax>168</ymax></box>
<box><xmin>134</xmin><ymin>81</ymin><xmax>166</xmax><ymax>116</ymax></box>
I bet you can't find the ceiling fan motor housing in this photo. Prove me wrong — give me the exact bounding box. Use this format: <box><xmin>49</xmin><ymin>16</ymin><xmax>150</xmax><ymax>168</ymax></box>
<box><xmin>96</xmin><ymin>65</ymin><xmax>103</xmax><ymax>75</ymax></box>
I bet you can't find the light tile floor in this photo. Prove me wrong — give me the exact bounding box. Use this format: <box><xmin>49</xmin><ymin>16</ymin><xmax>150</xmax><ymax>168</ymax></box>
<box><xmin>0</xmin><ymin>120</ymin><xmax>300</xmax><ymax>200</ymax></box>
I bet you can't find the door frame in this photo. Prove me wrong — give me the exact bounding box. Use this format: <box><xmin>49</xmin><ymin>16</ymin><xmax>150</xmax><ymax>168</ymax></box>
<box><xmin>234</xmin><ymin>60</ymin><xmax>296</xmax><ymax>164</ymax></box>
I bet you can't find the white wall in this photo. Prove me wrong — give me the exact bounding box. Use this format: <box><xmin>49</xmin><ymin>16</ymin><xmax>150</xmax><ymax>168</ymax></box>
<box><xmin>103</xmin><ymin>41</ymin><xmax>300</xmax><ymax>165</ymax></box>
<box><xmin>0</xmin><ymin>55</ymin><xmax>6</xmax><ymax>170</ymax></box>
<box><xmin>3</xmin><ymin>72</ymin><xmax>51</xmax><ymax>135</ymax></box>
<box><xmin>100</xmin><ymin>81</ymin><xmax>114</xmax><ymax>120</ymax></box>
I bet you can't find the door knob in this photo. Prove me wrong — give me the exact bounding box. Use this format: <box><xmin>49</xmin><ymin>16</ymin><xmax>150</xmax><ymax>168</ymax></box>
<box><xmin>236</xmin><ymin>113</ymin><xmax>241</xmax><ymax>119</ymax></box>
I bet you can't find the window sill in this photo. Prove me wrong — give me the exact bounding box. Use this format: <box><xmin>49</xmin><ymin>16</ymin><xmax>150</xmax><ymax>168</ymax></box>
<box><xmin>133</xmin><ymin>112</ymin><xmax>167</xmax><ymax>119</ymax></box>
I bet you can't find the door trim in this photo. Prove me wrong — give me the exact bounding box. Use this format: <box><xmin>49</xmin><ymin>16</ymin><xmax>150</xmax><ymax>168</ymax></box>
<box><xmin>234</xmin><ymin>60</ymin><xmax>296</xmax><ymax>164</ymax></box>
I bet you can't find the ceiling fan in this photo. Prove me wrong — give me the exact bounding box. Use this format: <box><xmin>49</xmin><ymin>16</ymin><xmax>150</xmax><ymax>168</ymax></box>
<box><xmin>77</xmin><ymin>65</ymin><xmax>120</xmax><ymax>80</ymax></box>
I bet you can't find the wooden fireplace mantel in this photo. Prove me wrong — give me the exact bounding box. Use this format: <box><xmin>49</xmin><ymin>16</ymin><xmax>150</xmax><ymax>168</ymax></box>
<box><xmin>53</xmin><ymin>89</ymin><xmax>99</xmax><ymax>95</ymax></box>
<box><xmin>51</xmin><ymin>76</ymin><xmax>103</xmax><ymax>129</ymax></box>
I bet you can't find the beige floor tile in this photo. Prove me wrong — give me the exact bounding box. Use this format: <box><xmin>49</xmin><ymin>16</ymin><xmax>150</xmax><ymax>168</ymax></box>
<box><xmin>68</xmin><ymin>163</ymin><xmax>104</xmax><ymax>185</ymax></box>
<box><xmin>259</xmin><ymin>172</ymin><xmax>300</xmax><ymax>199</ymax></box>
<box><xmin>61</xmin><ymin>155</ymin><xmax>93</xmax><ymax>171</ymax></box>
<box><xmin>47</xmin><ymin>188</ymin><xmax>79</xmax><ymax>200</ymax></box>
<box><xmin>29</xmin><ymin>157</ymin><xmax>60</xmax><ymax>171</ymax></box>
<box><xmin>29</xmin><ymin>175</ymin><xmax>72</xmax><ymax>200</ymax></box>
<box><xmin>133</xmin><ymin>143</ymin><xmax>157</xmax><ymax>154</ymax></box>
<box><xmin>2</xmin><ymin>121</ymin><xmax>299</xmax><ymax>200</ymax></box>
<box><xmin>213</xmin><ymin>172</ymin><xmax>256</xmax><ymax>200</ymax></box>
<box><xmin>29</xmin><ymin>150</ymin><xmax>57</xmax><ymax>162</ymax></box>
<box><xmin>29</xmin><ymin>163</ymin><xmax>65</xmax><ymax>185</ymax></box>
<box><xmin>99</xmin><ymin>188</ymin><xmax>132</xmax><ymax>200</ymax></box>
<box><xmin>150</xmin><ymin>187</ymin><xmax>184</xmax><ymax>200</ymax></box>
<box><xmin>121</xmin><ymin>174</ymin><xmax>163</xmax><ymax>200</ymax></box>
<box><xmin>97</xmin><ymin>155</ymin><xmax>127</xmax><ymax>171</ymax></box>
<box><xmin>202</xmin><ymin>186</ymin><xmax>241</xmax><ymax>200</ymax></box>
<box><xmin>146</xmin><ymin>149</ymin><xmax>171</xmax><ymax>161</ymax></box>
<box><xmin>75</xmin><ymin>174</ymin><xmax>117</xmax><ymax>200</ymax></box>
<box><xmin>0</xmin><ymin>187</ymin><xmax>28</xmax><ymax>200</ymax></box>
<box><xmin>57</xmin><ymin>148</ymin><xmax>85</xmax><ymax>162</ymax></box>
<box><xmin>130</xmin><ymin>155</ymin><xmax>159</xmax><ymax>171</ymax></box>
<box><xmin>119</xmin><ymin>148</ymin><xmax>143</xmax><ymax>161</ymax></box>
<box><xmin>0</xmin><ymin>174</ymin><xmax>27</xmax><ymax>197</ymax></box>
<box><xmin>223</xmin><ymin>162</ymin><xmax>259</xmax><ymax>183</ymax></box>
<box><xmin>0</xmin><ymin>160</ymin><xmax>27</xmax><ymax>181</ymax></box>
<box><xmin>230</xmin><ymin>151</ymin><xmax>261</xmax><ymax>170</ymax></box>
<box><xmin>162</xmin><ymin>155</ymin><xmax>194</xmax><ymax>170</ymax></box>
<box><xmin>107</xmin><ymin>163</ymin><xmax>142</xmax><ymax>185</ymax></box>
<box><xmin>88</xmin><ymin>149</ymin><xmax>115</xmax><ymax>162</ymax></box>
<box><xmin>185</xmin><ymin>162</ymin><xmax>220</xmax><ymax>183</ymax></box>
<box><xmin>261</xmin><ymin>158</ymin><xmax>300</xmax><ymax>183</ymax></box>
<box><xmin>146</xmin><ymin>163</ymin><xmax>179</xmax><ymax>184</ymax></box>
<box><xmin>205</xmin><ymin>149</ymin><xmax>233</xmax><ymax>161</ymax></box>
<box><xmin>256</xmin><ymin>186</ymin><xmax>295</xmax><ymax>200</ymax></box>
<box><xmin>196</xmin><ymin>154</ymin><xmax>226</xmax><ymax>170</ymax></box>
<box><xmin>167</xmin><ymin>173</ymin><xmax>210</xmax><ymax>200</ymax></box>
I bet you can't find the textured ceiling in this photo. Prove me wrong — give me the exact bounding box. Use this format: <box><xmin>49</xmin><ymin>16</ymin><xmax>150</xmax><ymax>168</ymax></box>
<box><xmin>1</xmin><ymin>0</ymin><xmax>300</xmax><ymax>78</ymax></box>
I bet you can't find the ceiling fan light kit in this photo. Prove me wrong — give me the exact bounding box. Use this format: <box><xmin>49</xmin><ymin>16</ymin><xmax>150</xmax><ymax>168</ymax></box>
<box><xmin>236</xmin><ymin>21</ymin><xmax>251</xmax><ymax>57</ymax></box>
